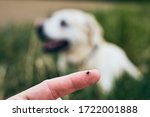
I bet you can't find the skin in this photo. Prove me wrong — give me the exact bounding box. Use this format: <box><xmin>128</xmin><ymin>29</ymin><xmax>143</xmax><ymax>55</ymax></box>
<box><xmin>8</xmin><ymin>69</ymin><xmax>100</xmax><ymax>100</ymax></box>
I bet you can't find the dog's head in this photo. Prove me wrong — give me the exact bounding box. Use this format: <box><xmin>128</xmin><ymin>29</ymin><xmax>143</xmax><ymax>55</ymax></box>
<box><xmin>36</xmin><ymin>9</ymin><xmax>104</xmax><ymax>53</ymax></box>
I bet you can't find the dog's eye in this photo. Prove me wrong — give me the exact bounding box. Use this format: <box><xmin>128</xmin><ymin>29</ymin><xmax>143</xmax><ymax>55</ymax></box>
<box><xmin>60</xmin><ymin>20</ymin><xmax>68</xmax><ymax>27</ymax></box>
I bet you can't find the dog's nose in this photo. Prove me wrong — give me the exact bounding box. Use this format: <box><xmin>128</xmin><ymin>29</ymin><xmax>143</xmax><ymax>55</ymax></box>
<box><xmin>36</xmin><ymin>24</ymin><xmax>47</xmax><ymax>42</ymax></box>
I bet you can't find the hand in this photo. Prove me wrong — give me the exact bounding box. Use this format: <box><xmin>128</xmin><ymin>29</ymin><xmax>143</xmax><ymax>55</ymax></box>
<box><xmin>8</xmin><ymin>70</ymin><xmax>100</xmax><ymax>100</ymax></box>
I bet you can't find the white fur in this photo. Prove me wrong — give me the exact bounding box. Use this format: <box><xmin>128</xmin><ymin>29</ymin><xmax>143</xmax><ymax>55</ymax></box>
<box><xmin>42</xmin><ymin>9</ymin><xmax>141</xmax><ymax>93</ymax></box>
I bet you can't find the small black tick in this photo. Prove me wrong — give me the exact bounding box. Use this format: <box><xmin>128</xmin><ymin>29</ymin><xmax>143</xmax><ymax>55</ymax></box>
<box><xmin>86</xmin><ymin>71</ymin><xmax>90</xmax><ymax>75</ymax></box>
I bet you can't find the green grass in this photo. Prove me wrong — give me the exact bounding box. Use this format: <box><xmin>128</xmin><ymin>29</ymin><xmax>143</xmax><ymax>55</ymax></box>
<box><xmin>0</xmin><ymin>5</ymin><xmax>150</xmax><ymax>99</ymax></box>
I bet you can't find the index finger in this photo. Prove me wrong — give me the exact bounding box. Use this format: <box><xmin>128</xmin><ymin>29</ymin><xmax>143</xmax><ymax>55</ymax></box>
<box><xmin>8</xmin><ymin>69</ymin><xmax>100</xmax><ymax>100</ymax></box>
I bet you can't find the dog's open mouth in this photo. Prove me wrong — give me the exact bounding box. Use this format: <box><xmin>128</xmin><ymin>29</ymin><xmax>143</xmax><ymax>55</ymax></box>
<box><xmin>36</xmin><ymin>25</ymin><xmax>69</xmax><ymax>52</ymax></box>
<box><xmin>43</xmin><ymin>39</ymin><xmax>69</xmax><ymax>52</ymax></box>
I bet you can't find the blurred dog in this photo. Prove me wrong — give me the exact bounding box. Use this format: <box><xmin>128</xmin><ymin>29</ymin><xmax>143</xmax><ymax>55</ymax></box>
<box><xmin>36</xmin><ymin>9</ymin><xmax>141</xmax><ymax>93</ymax></box>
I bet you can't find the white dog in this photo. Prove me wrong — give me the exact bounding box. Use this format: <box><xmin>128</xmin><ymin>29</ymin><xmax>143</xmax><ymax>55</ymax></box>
<box><xmin>36</xmin><ymin>9</ymin><xmax>141</xmax><ymax>93</ymax></box>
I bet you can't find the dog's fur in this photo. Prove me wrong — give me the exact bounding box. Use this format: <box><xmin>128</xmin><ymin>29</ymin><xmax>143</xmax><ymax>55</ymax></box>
<box><xmin>36</xmin><ymin>9</ymin><xmax>141</xmax><ymax>93</ymax></box>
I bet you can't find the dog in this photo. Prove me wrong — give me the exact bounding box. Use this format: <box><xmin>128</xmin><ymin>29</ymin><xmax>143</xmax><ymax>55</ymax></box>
<box><xmin>36</xmin><ymin>9</ymin><xmax>141</xmax><ymax>93</ymax></box>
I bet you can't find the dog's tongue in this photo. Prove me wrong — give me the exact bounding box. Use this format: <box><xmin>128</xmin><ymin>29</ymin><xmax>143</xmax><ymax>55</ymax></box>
<box><xmin>43</xmin><ymin>40</ymin><xmax>69</xmax><ymax>52</ymax></box>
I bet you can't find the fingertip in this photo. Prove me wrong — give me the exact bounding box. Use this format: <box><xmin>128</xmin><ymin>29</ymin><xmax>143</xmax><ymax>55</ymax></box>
<box><xmin>92</xmin><ymin>69</ymin><xmax>100</xmax><ymax>79</ymax></box>
<box><xmin>87</xmin><ymin>69</ymin><xmax>100</xmax><ymax>84</ymax></box>
<box><xmin>62</xmin><ymin>69</ymin><xmax>100</xmax><ymax>91</ymax></box>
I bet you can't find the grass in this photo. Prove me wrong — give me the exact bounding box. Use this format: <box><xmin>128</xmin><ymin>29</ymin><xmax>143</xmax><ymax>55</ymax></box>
<box><xmin>0</xmin><ymin>5</ymin><xmax>150</xmax><ymax>99</ymax></box>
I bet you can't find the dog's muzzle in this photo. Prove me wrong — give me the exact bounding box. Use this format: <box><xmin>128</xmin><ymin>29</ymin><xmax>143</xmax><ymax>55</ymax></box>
<box><xmin>36</xmin><ymin>25</ymin><xmax>70</xmax><ymax>53</ymax></box>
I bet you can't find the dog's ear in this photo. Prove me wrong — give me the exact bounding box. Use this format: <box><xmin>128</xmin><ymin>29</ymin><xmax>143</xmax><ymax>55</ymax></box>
<box><xmin>86</xmin><ymin>14</ymin><xmax>104</xmax><ymax>46</ymax></box>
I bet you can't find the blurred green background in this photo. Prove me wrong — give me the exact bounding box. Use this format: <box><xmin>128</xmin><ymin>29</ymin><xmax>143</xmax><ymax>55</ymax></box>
<box><xmin>0</xmin><ymin>2</ymin><xmax>150</xmax><ymax>100</ymax></box>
